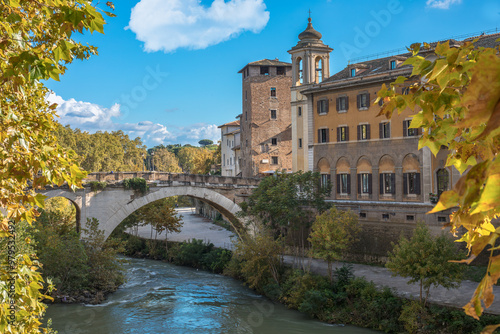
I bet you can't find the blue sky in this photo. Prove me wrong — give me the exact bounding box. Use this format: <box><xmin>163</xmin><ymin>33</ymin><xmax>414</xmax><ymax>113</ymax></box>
<box><xmin>46</xmin><ymin>0</ymin><xmax>500</xmax><ymax>147</ymax></box>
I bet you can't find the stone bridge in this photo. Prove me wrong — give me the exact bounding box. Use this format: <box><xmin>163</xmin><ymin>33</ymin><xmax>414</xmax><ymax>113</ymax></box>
<box><xmin>41</xmin><ymin>172</ymin><xmax>260</xmax><ymax>240</ymax></box>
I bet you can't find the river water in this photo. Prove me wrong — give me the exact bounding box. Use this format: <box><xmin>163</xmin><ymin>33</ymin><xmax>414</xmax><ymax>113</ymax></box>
<box><xmin>45</xmin><ymin>257</ymin><xmax>378</xmax><ymax>334</ymax></box>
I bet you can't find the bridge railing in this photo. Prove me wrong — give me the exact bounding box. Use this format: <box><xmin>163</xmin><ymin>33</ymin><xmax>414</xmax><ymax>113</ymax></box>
<box><xmin>84</xmin><ymin>172</ymin><xmax>261</xmax><ymax>187</ymax></box>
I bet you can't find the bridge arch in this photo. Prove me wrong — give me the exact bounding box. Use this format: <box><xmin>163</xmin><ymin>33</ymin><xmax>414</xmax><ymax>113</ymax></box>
<box><xmin>101</xmin><ymin>186</ymin><xmax>244</xmax><ymax>240</ymax></box>
<box><xmin>42</xmin><ymin>189</ymin><xmax>83</xmax><ymax>233</ymax></box>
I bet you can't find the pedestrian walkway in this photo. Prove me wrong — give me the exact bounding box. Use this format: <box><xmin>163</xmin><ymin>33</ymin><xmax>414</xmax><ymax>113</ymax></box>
<box><xmin>283</xmin><ymin>255</ymin><xmax>500</xmax><ymax>315</ymax></box>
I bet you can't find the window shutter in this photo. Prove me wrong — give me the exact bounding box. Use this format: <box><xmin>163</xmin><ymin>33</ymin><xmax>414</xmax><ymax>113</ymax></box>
<box><xmin>326</xmin><ymin>129</ymin><xmax>329</xmax><ymax>142</ymax></box>
<box><xmin>379</xmin><ymin>123</ymin><xmax>383</xmax><ymax>139</ymax></box>
<box><xmin>357</xmin><ymin>94</ymin><xmax>361</xmax><ymax>109</ymax></box>
<box><xmin>367</xmin><ymin>124</ymin><xmax>371</xmax><ymax>139</ymax></box>
<box><xmin>357</xmin><ymin>174</ymin><xmax>361</xmax><ymax>194</ymax></box>
<box><xmin>368</xmin><ymin>174</ymin><xmax>372</xmax><ymax>194</ymax></box>
<box><xmin>387</xmin><ymin>123</ymin><xmax>391</xmax><ymax>138</ymax></box>
<box><xmin>318</xmin><ymin>129</ymin><xmax>321</xmax><ymax>143</ymax></box>
<box><xmin>336</xmin><ymin>98</ymin><xmax>340</xmax><ymax>111</ymax></box>
<box><xmin>337</xmin><ymin>127</ymin><xmax>340</xmax><ymax>142</ymax></box>
<box><xmin>336</xmin><ymin>174</ymin><xmax>340</xmax><ymax>193</ymax></box>
<box><xmin>317</xmin><ymin>100</ymin><xmax>321</xmax><ymax>114</ymax></box>
<box><xmin>403</xmin><ymin>173</ymin><xmax>408</xmax><ymax>194</ymax></box>
<box><xmin>325</xmin><ymin>99</ymin><xmax>329</xmax><ymax>114</ymax></box>
<box><xmin>415</xmin><ymin>173</ymin><xmax>421</xmax><ymax>195</ymax></box>
<box><xmin>357</xmin><ymin>125</ymin><xmax>360</xmax><ymax>140</ymax></box>
<box><xmin>346</xmin><ymin>97</ymin><xmax>349</xmax><ymax>110</ymax></box>
<box><xmin>347</xmin><ymin>174</ymin><xmax>351</xmax><ymax>194</ymax></box>
<box><xmin>346</xmin><ymin>126</ymin><xmax>349</xmax><ymax>141</ymax></box>
<box><xmin>367</xmin><ymin>93</ymin><xmax>371</xmax><ymax>107</ymax></box>
<box><xmin>380</xmin><ymin>173</ymin><xmax>384</xmax><ymax>194</ymax></box>
<box><xmin>403</xmin><ymin>120</ymin><xmax>408</xmax><ymax>137</ymax></box>
<box><xmin>391</xmin><ymin>173</ymin><xmax>396</xmax><ymax>195</ymax></box>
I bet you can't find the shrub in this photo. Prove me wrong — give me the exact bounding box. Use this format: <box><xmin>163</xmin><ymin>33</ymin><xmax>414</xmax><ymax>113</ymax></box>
<box><xmin>88</xmin><ymin>181</ymin><xmax>107</xmax><ymax>192</ymax></box>
<box><xmin>201</xmin><ymin>248</ymin><xmax>232</xmax><ymax>273</ymax></box>
<box><xmin>122</xmin><ymin>177</ymin><xmax>149</xmax><ymax>194</ymax></box>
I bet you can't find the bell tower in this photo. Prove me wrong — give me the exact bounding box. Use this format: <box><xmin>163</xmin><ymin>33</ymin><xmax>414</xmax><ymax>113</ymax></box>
<box><xmin>288</xmin><ymin>17</ymin><xmax>332</xmax><ymax>172</ymax></box>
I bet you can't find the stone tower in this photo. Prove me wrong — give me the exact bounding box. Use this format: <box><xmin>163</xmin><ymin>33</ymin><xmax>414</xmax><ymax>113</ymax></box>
<box><xmin>288</xmin><ymin>17</ymin><xmax>332</xmax><ymax>172</ymax></box>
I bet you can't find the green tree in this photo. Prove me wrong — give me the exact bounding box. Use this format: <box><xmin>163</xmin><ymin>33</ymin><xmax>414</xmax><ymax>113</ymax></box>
<box><xmin>386</xmin><ymin>222</ymin><xmax>464</xmax><ymax>306</ymax></box>
<box><xmin>152</xmin><ymin>148</ymin><xmax>181</xmax><ymax>173</ymax></box>
<box><xmin>377</xmin><ymin>39</ymin><xmax>499</xmax><ymax>320</ymax></box>
<box><xmin>0</xmin><ymin>1</ymin><xmax>113</xmax><ymax>332</ymax></box>
<box><xmin>308</xmin><ymin>208</ymin><xmax>360</xmax><ymax>283</ymax></box>
<box><xmin>198</xmin><ymin>139</ymin><xmax>213</xmax><ymax>147</ymax></box>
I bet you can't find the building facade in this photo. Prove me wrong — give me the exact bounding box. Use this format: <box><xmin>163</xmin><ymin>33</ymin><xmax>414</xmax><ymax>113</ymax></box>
<box><xmin>218</xmin><ymin>120</ymin><xmax>240</xmax><ymax>177</ymax></box>
<box><xmin>238</xmin><ymin>59</ymin><xmax>293</xmax><ymax>177</ymax></box>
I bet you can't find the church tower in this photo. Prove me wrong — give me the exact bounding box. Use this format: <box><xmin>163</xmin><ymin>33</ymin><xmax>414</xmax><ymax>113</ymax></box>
<box><xmin>288</xmin><ymin>17</ymin><xmax>332</xmax><ymax>172</ymax></box>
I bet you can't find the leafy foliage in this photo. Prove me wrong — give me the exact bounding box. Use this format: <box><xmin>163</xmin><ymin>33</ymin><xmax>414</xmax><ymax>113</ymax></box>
<box><xmin>198</xmin><ymin>139</ymin><xmax>213</xmax><ymax>147</ymax></box>
<box><xmin>122</xmin><ymin>177</ymin><xmax>149</xmax><ymax>195</ymax></box>
<box><xmin>309</xmin><ymin>208</ymin><xmax>360</xmax><ymax>282</ymax></box>
<box><xmin>241</xmin><ymin>171</ymin><xmax>331</xmax><ymax>233</ymax></box>
<box><xmin>386</xmin><ymin>222</ymin><xmax>464</xmax><ymax>305</ymax></box>
<box><xmin>0</xmin><ymin>0</ymin><xmax>114</xmax><ymax>332</ymax></box>
<box><xmin>88</xmin><ymin>181</ymin><xmax>107</xmax><ymax>192</ymax></box>
<box><xmin>377</xmin><ymin>39</ymin><xmax>500</xmax><ymax>319</ymax></box>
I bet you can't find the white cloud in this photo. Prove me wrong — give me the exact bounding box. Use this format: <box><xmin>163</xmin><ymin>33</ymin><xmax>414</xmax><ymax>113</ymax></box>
<box><xmin>47</xmin><ymin>92</ymin><xmax>220</xmax><ymax>146</ymax></box>
<box><xmin>127</xmin><ymin>0</ymin><xmax>270</xmax><ymax>52</ymax></box>
<box><xmin>426</xmin><ymin>0</ymin><xmax>461</xmax><ymax>9</ymax></box>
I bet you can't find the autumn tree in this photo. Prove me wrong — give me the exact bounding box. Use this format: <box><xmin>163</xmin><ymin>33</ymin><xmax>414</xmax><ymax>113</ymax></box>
<box><xmin>308</xmin><ymin>208</ymin><xmax>360</xmax><ymax>283</ymax></box>
<box><xmin>377</xmin><ymin>39</ymin><xmax>499</xmax><ymax>321</ymax></box>
<box><xmin>0</xmin><ymin>1</ymin><xmax>113</xmax><ymax>332</ymax></box>
<box><xmin>386</xmin><ymin>222</ymin><xmax>464</xmax><ymax>306</ymax></box>
<box><xmin>151</xmin><ymin>148</ymin><xmax>181</xmax><ymax>173</ymax></box>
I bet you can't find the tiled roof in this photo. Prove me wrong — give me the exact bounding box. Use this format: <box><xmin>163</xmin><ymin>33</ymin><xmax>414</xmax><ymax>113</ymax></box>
<box><xmin>217</xmin><ymin>120</ymin><xmax>240</xmax><ymax>128</ymax></box>
<box><xmin>238</xmin><ymin>59</ymin><xmax>292</xmax><ymax>73</ymax></box>
<box><xmin>322</xmin><ymin>32</ymin><xmax>500</xmax><ymax>85</ymax></box>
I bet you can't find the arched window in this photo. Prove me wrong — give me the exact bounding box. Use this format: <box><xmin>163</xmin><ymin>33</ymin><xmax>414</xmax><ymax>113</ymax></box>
<box><xmin>436</xmin><ymin>168</ymin><xmax>449</xmax><ymax>196</ymax></box>
<box><xmin>315</xmin><ymin>57</ymin><xmax>323</xmax><ymax>83</ymax></box>
<box><xmin>297</xmin><ymin>58</ymin><xmax>303</xmax><ymax>84</ymax></box>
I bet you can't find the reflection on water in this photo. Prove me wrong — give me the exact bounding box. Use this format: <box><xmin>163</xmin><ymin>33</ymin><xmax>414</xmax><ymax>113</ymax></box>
<box><xmin>45</xmin><ymin>257</ymin><xmax>378</xmax><ymax>334</ymax></box>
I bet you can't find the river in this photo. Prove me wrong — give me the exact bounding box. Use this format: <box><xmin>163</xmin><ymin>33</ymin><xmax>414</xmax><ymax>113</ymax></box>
<box><xmin>45</xmin><ymin>256</ymin><xmax>378</xmax><ymax>334</ymax></box>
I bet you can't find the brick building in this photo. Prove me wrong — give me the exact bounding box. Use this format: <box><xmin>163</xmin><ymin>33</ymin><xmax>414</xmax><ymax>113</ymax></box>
<box><xmin>238</xmin><ymin>59</ymin><xmax>293</xmax><ymax>177</ymax></box>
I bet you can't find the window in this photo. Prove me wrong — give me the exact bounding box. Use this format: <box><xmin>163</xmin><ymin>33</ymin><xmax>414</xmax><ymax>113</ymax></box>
<box><xmin>270</xmin><ymin>110</ymin><xmax>277</xmax><ymax>120</ymax></box>
<box><xmin>358</xmin><ymin>173</ymin><xmax>372</xmax><ymax>194</ymax></box>
<box><xmin>318</xmin><ymin>128</ymin><xmax>329</xmax><ymax>143</ymax></box>
<box><xmin>277</xmin><ymin>66</ymin><xmax>285</xmax><ymax>75</ymax></box>
<box><xmin>298</xmin><ymin>59</ymin><xmax>303</xmax><ymax>84</ymax></box>
<box><xmin>271</xmin><ymin>138</ymin><xmax>277</xmax><ymax>146</ymax></box>
<box><xmin>380</xmin><ymin>173</ymin><xmax>395</xmax><ymax>195</ymax></box>
<box><xmin>245</xmin><ymin>90</ymin><xmax>247</xmax><ymax>101</ymax></box>
<box><xmin>270</xmin><ymin>87</ymin><xmax>276</xmax><ymax>97</ymax></box>
<box><xmin>336</xmin><ymin>96</ymin><xmax>349</xmax><ymax>112</ymax></box>
<box><xmin>403</xmin><ymin>119</ymin><xmax>418</xmax><ymax>137</ymax></box>
<box><xmin>357</xmin><ymin>124</ymin><xmax>370</xmax><ymax>140</ymax></box>
<box><xmin>298</xmin><ymin>138</ymin><xmax>302</xmax><ymax>148</ymax></box>
<box><xmin>230</xmin><ymin>157</ymin><xmax>232</xmax><ymax>165</ymax></box>
<box><xmin>406</xmin><ymin>215</ymin><xmax>415</xmax><ymax>221</ymax></box>
<box><xmin>359</xmin><ymin>212</ymin><xmax>366</xmax><ymax>218</ymax></box>
<box><xmin>320</xmin><ymin>174</ymin><xmax>331</xmax><ymax>190</ymax></box>
<box><xmin>436</xmin><ymin>168</ymin><xmax>449</xmax><ymax>196</ymax></box>
<box><xmin>438</xmin><ymin>216</ymin><xmax>447</xmax><ymax>223</ymax></box>
<box><xmin>245</xmin><ymin>112</ymin><xmax>247</xmax><ymax>121</ymax></box>
<box><xmin>316</xmin><ymin>58</ymin><xmax>323</xmax><ymax>82</ymax></box>
<box><xmin>337</xmin><ymin>126</ymin><xmax>349</xmax><ymax>142</ymax></box>
<box><xmin>260</xmin><ymin>66</ymin><xmax>269</xmax><ymax>75</ymax></box>
<box><xmin>317</xmin><ymin>99</ymin><xmax>329</xmax><ymax>114</ymax></box>
<box><xmin>245</xmin><ymin>140</ymin><xmax>248</xmax><ymax>147</ymax></box>
<box><xmin>351</xmin><ymin>68</ymin><xmax>356</xmax><ymax>77</ymax></box>
<box><xmin>357</xmin><ymin>93</ymin><xmax>370</xmax><ymax>109</ymax></box>
<box><xmin>337</xmin><ymin>173</ymin><xmax>350</xmax><ymax>194</ymax></box>
<box><xmin>298</xmin><ymin>106</ymin><xmax>302</xmax><ymax>117</ymax></box>
<box><xmin>402</xmin><ymin>87</ymin><xmax>410</xmax><ymax>95</ymax></box>
<box><xmin>404</xmin><ymin>172</ymin><xmax>421</xmax><ymax>195</ymax></box>
<box><xmin>271</xmin><ymin>156</ymin><xmax>278</xmax><ymax>165</ymax></box>
<box><xmin>223</xmin><ymin>154</ymin><xmax>225</xmax><ymax>166</ymax></box>
<box><xmin>379</xmin><ymin>122</ymin><xmax>390</xmax><ymax>139</ymax></box>
<box><xmin>390</xmin><ymin>60</ymin><xmax>396</xmax><ymax>69</ymax></box>
<box><xmin>382</xmin><ymin>213</ymin><xmax>390</xmax><ymax>220</ymax></box>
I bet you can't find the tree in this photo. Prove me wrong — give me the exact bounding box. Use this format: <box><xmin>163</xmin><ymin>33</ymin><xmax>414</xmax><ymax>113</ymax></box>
<box><xmin>151</xmin><ymin>148</ymin><xmax>181</xmax><ymax>173</ymax></box>
<box><xmin>177</xmin><ymin>146</ymin><xmax>198</xmax><ymax>173</ymax></box>
<box><xmin>191</xmin><ymin>148</ymin><xmax>215</xmax><ymax>174</ymax></box>
<box><xmin>0</xmin><ymin>1</ymin><xmax>113</xmax><ymax>332</ymax></box>
<box><xmin>377</xmin><ymin>39</ymin><xmax>499</xmax><ymax>320</ymax></box>
<box><xmin>198</xmin><ymin>139</ymin><xmax>214</xmax><ymax>147</ymax></box>
<box><xmin>241</xmin><ymin>171</ymin><xmax>331</xmax><ymax>234</ymax></box>
<box><xmin>386</xmin><ymin>222</ymin><xmax>464</xmax><ymax>306</ymax></box>
<box><xmin>308</xmin><ymin>208</ymin><xmax>360</xmax><ymax>283</ymax></box>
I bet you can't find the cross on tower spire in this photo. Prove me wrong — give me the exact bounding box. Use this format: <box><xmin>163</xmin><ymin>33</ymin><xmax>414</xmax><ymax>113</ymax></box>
<box><xmin>308</xmin><ymin>9</ymin><xmax>312</xmax><ymax>19</ymax></box>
